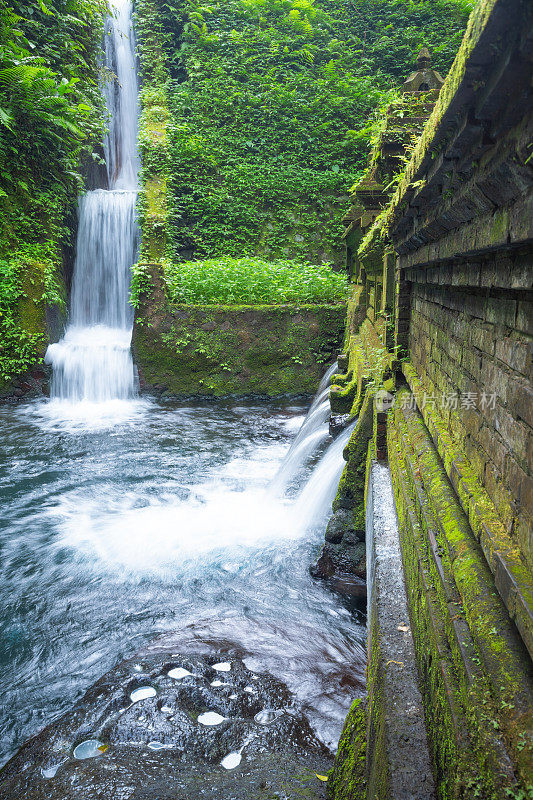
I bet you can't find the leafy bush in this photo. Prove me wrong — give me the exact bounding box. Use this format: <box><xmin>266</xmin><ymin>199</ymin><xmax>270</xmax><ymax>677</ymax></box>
<box><xmin>0</xmin><ymin>0</ymin><xmax>104</xmax><ymax>381</ymax></box>
<box><xmin>160</xmin><ymin>257</ymin><xmax>348</xmax><ymax>304</ymax></box>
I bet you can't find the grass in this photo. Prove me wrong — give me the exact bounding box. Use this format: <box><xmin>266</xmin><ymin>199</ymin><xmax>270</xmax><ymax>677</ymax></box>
<box><xmin>162</xmin><ymin>256</ymin><xmax>348</xmax><ymax>305</ymax></box>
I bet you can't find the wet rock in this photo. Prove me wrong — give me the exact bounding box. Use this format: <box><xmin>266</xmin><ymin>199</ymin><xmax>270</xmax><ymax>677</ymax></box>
<box><xmin>329</xmin><ymin>414</ymin><xmax>351</xmax><ymax>438</ymax></box>
<box><xmin>337</xmin><ymin>354</ymin><xmax>349</xmax><ymax>371</ymax></box>
<box><xmin>324</xmin><ymin>509</ymin><xmax>364</xmax><ymax>545</ymax></box>
<box><xmin>0</xmin><ymin>652</ymin><xmax>331</xmax><ymax>800</ymax></box>
<box><xmin>311</xmin><ymin>507</ymin><xmax>366</xmax><ymax>596</ymax></box>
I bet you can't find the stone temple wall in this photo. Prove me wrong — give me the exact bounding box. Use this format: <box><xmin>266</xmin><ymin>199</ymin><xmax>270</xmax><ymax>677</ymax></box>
<box><xmin>327</xmin><ymin>0</ymin><xmax>533</xmax><ymax>797</ymax></box>
<box><xmin>406</xmin><ymin>255</ymin><xmax>532</xmax><ymax>568</ymax></box>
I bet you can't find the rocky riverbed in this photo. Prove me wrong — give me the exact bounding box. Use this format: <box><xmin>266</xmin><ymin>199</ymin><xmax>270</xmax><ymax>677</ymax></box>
<box><xmin>0</xmin><ymin>651</ymin><xmax>332</xmax><ymax>799</ymax></box>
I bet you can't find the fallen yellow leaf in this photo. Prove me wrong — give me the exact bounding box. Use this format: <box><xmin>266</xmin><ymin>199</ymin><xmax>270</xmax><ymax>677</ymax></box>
<box><xmin>97</xmin><ymin>745</ymin><xmax>108</xmax><ymax>753</ymax></box>
<box><xmin>315</xmin><ymin>773</ymin><xmax>328</xmax><ymax>782</ymax></box>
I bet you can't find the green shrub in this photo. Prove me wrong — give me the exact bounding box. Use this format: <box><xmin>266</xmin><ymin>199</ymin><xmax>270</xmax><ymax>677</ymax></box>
<box><xmin>161</xmin><ymin>256</ymin><xmax>348</xmax><ymax>304</ymax></box>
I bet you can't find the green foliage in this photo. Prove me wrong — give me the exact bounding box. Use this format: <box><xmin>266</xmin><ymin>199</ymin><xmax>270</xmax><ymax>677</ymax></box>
<box><xmin>0</xmin><ymin>0</ymin><xmax>104</xmax><ymax>382</ymax></box>
<box><xmin>0</xmin><ymin>244</ymin><xmax>64</xmax><ymax>382</ymax></box>
<box><xmin>158</xmin><ymin>256</ymin><xmax>348</xmax><ymax>304</ymax></box>
<box><xmin>137</xmin><ymin>0</ymin><xmax>471</xmax><ymax>265</ymax></box>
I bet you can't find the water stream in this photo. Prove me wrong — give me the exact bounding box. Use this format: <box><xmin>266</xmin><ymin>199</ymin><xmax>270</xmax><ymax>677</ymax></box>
<box><xmin>0</xmin><ymin>397</ymin><xmax>365</xmax><ymax>766</ymax></box>
<box><xmin>0</xmin><ymin>0</ymin><xmax>366</xmax><ymax>772</ymax></box>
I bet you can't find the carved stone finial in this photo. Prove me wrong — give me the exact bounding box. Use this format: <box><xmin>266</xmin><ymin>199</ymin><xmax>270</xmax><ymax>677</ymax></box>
<box><xmin>417</xmin><ymin>47</ymin><xmax>431</xmax><ymax>68</ymax></box>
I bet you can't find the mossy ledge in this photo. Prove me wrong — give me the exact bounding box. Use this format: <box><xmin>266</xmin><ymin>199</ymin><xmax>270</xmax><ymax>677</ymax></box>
<box><xmin>132</xmin><ymin>263</ymin><xmax>346</xmax><ymax>397</ymax></box>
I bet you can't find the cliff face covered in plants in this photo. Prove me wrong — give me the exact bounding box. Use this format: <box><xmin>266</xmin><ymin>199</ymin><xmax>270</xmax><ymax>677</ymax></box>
<box><xmin>135</xmin><ymin>0</ymin><xmax>473</xmax><ymax>268</ymax></box>
<box><xmin>0</xmin><ymin>0</ymin><xmax>104</xmax><ymax>391</ymax></box>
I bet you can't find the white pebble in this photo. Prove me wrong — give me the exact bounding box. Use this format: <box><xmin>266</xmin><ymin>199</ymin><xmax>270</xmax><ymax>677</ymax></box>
<box><xmin>130</xmin><ymin>687</ymin><xmax>157</xmax><ymax>703</ymax></box>
<box><xmin>221</xmin><ymin>751</ymin><xmax>242</xmax><ymax>770</ymax></box>
<box><xmin>168</xmin><ymin>667</ymin><xmax>192</xmax><ymax>680</ymax></box>
<box><xmin>198</xmin><ymin>712</ymin><xmax>225</xmax><ymax>726</ymax></box>
<box><xmin>147</xmin><ymin>741</ymin><xmax>167</xmax><ymax>751</ymax></box>
<box><xmin>212</xmin><ymin>662</ymin><xmax>231</xmax><ymax>672</ymax></box>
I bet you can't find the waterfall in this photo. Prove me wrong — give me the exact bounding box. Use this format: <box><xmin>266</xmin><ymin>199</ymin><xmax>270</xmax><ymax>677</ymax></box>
<box><xmin>269</xmin><ymin>362</ymin><xmax>337</xmax><ymax>495</ymax></box>
<box><xmin>45</xmin><ymin>0</ymin><xmax>139</xmax><ymax>407</ymax></box>
<box><xmin>293</xmin><ymin>421</ymin><xmax>356</xmax><ymax>533</ymax></box>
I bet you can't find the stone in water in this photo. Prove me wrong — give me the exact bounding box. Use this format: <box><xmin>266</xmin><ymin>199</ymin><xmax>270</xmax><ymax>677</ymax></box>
<box><xmin>211</xmin><ymin>680</ymin><xmax>224</xmax><ymax>687</ymax></box>
<box><xmin>221</xmin><ymin>752</ymin><xmax>242</xmax><ymax>770</ymax></box>
<box><xmin>198</xmin><ymin>712</ymin><xmax>225</xmax><ymax>726</ymax></box>
<box><xmin>244</xmin><ymin>686</ymin><xmax>254</xmax><ymax>693</ymax></box>
<box><xmin>212</xmin><ymin>662</ymin><xmax>231</xmax><ymax>672</ymax></box>
<box><xmin>130</xmin><ymin>686</ymin><xmax>157</xmax><ymax>703</ymax></box>
<box><xmin>168</xmin><ymin>667</ymin><xmax>192</xmax><ymax>680</ymax></box>
<box><xmin>73</xmin><ymin>739</ymin><xmax>106</xmax><ymax>760</ymax></box>
<box><xmin>229</xmin><ymin>694</ymin><xmax>238</xmax><ymax>700</ymax></box>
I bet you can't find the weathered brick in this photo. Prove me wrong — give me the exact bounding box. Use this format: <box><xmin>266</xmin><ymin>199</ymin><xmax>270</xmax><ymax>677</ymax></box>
<box><xmin>463</xmin><ymin>292</ymin><xmax>486</xmax><ymax>319</ymax></box>
<box><xmin>469</xmin><ymin>322</ymin><xmax>496</xmax><ymax>355</ymax></box>
<box><xmin>479</xmin><ymin>357</ymin><xmax>509</xmax><ymax>404</ymax></box>
<box><xmin>479</xmin><ymin>257</ymin><xmax>512</xmax><ymax>289</ymax></box>
<box><xmin>516</xmin><ymin>511</ymin><xmax>533</xmax><ymax>571</ymax></box>
<box><xmin>494</xmin><ymin>404</ymin><xmax>529</xmax><ymax>466</ymax></box>
<box><xmin>495</xmin><ymin>336</ymin><xmax>532</xmax><ymax>376</ymax></box>
<box><xmin>510</xmin><ymin>252</ymin><xmax>533</xmax><ymax>290</ymax></box>
<box><xmin>452</xmin><ymin>314</ymin><xmax>468</xmax><ymax>340</ymax></box>
<box><xmin>516</xmin><ymin>301</ymin><xmax>533</xmax><ymax>335</ymax></box>
<box><xmin>427</xmin><ymin>267</ymin><xmax>440</xmax><ymax>284</ymax></box>
<box><xmin>446</xmin><ymin>335</ymin><xmax>463</xmax><ymax>364</ymax></box>
<box><xmin>520</xmin><ymin>471</ymin><xmax>533</xmax><ymax>521</ymax></box>
<box><xmin>462</xmin><ymin>406</ymin><xmax>482</xmax><ymax>437</ymax></box>
<box><xmin>508</xmin><ymin>378</ymin><xmax>533</xmax><ymax>429</ymax></box>
<box><xmin>448</xmin><ymin>291</ymin><xmax>467</xmax><ymax>313</ymax></box>
<box><xmin>438</xmin><ymin>263</ymin><xmax>453</xmax><ymax>285</ymax></box>
<box><xmin>465</xmin><ymin>435</ymin><xmax>488</xmax><ymax>481</ymax></box>
<box><xmin>484</xmin><ymin>462</ymin><xmax>515</xmax><ymax>534</ymax></box>
<box><xmin>462</xmin><ymin>346</ymin><xmax>482</xmax><ymax>380</ymax></box>
<box><xmin>486</xmin><ymin>296</ymin><xmax>517</xmax><ymax>328</ymax></box>
<box><xmin>478</xmin><ymin>424</ymin><xmax>508</xmax><ymax>475</ymax></box>
<box><xmin>452</xmin><ymin>261</ymin><xmax>481</xmax><ymax>287</ymax></box>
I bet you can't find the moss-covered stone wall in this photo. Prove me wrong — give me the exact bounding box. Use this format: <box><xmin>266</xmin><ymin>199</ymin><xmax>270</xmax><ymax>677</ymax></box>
<box><xmin>132</xmin><ymin>263</ymin><xmax>345</xmax><ymax>397</ymax></box>
<box><xmin>327</xmin><ymin>2</ymin><xmax>533</xmax><ymax>797</ymax></box>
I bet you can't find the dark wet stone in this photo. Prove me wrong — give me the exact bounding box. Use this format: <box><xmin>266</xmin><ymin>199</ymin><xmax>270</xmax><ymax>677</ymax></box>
<box><xmin>325</xmin><ymin>510</ymin><xmax>364</xmax><ymax>545</ymax></box>
<box><xmin>311</xmin><ymin>506</ymin><xmax>366</xmax><ymax>593</ymax></box>
<box><xmin>329</xmin><ymin>414</ymin><xmax>351</xmax><ymax>438</ymax></box>
<box><xmin>0</xmin><ymin>652</ymin><xmax>331</xmax><ymax>800</ymax></box>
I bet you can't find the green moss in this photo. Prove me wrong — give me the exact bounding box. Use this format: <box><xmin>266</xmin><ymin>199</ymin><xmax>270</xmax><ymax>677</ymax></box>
<box><xmin>331</xmin><ymin>389</ymin><xmax>374</xmax><ymax>530</ymax></box>
<box><xmin>388</xmin><ymin>390</ymin><xmax>533</xmax><ymax>797</ymax></box>
<box><xmin>328</xmin><ymin>699</ymin><xmax>366</xmax><ymax>800</ymax></box>
<box><xmin>133</xmin><ymin>300</ymin><xmax>346</xmax><ymax>396</ymax></box>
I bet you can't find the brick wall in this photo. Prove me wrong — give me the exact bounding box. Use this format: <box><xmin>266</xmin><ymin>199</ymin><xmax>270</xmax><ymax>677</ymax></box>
<box><xmin>405</xmin><ymin>253</ymin><xmax>533</xmax><ymax>569</ymax></box>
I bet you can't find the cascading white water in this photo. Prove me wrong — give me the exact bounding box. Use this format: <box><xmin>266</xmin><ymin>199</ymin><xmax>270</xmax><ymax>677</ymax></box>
<box><xmin>45</xmin><ymin>0</ymin><xmax>139</xmax><ymax>409</ymax></box>
<box><xmin>293</xmin><ymin>421</ymin><xmax>356</xmax><ymax>533</ymax></box>
<box><xmin>269</xmin><ymin>362</ymin><xmax>337</xmax><ymax>495</ymax></box>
